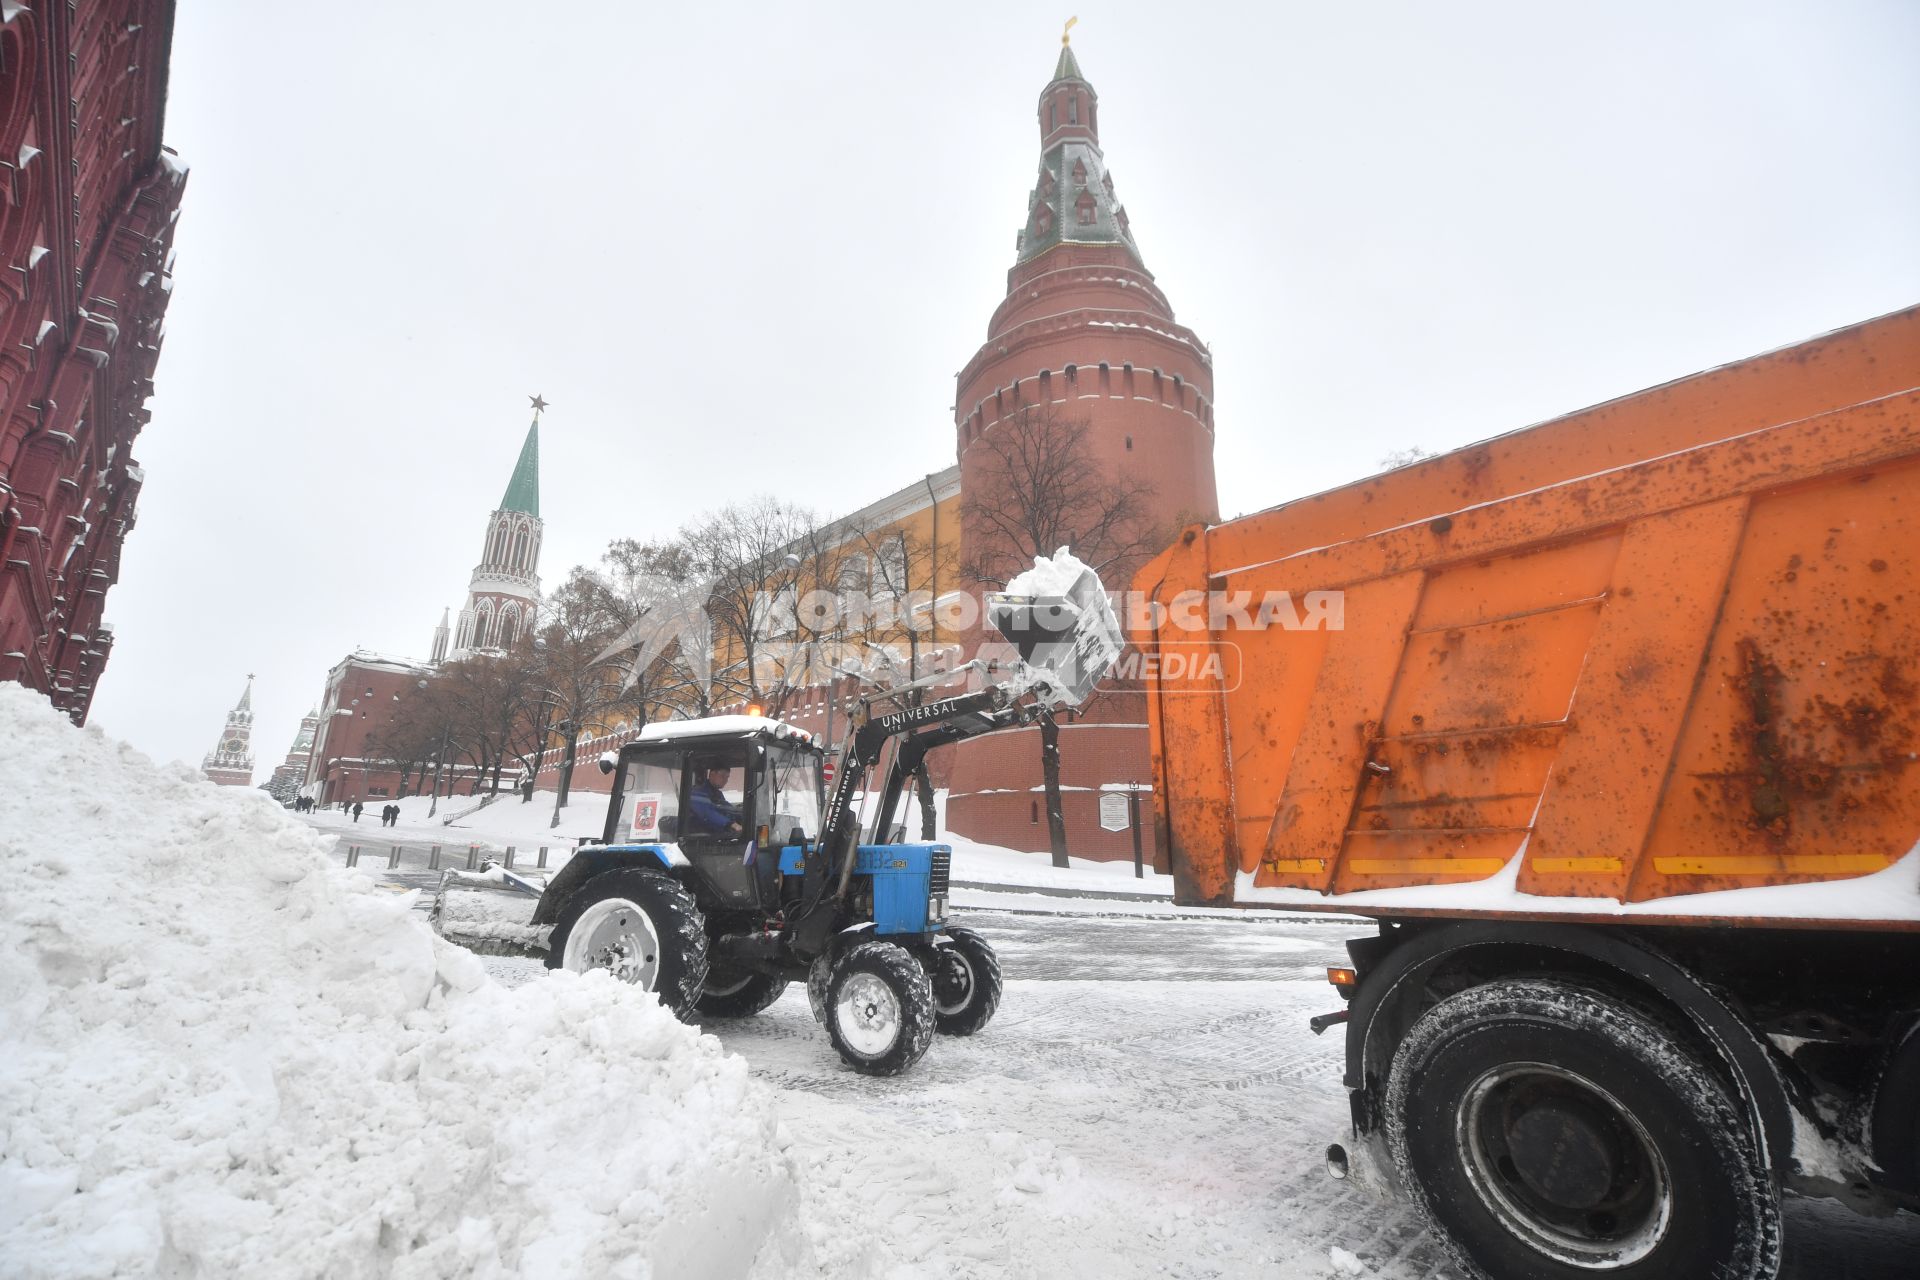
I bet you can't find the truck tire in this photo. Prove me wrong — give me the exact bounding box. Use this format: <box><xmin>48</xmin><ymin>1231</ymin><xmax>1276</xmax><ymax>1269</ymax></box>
<box><xmin>929</xmin><ymin>926</ymin><xmax>1002</xmax><ymax>1036</ymax></box>
<box><xmin>824</xmin><ymin>940</ymin><xmax>936</xmax><ymax>1077</ymax></box>
<box><xmin>1385</xmin><ymin>977</ymin><xmax>1781</xmax><ymax>1280</ymax></box>
<box><xmin>695</xmin><ymin>969</ymin><xmax>789</xmax><ymax>1019</ymax></box>
<box><xmin>546</xmin><ymin>869</ymin><xmax>708</xmax><ymax>1021</ymax></box>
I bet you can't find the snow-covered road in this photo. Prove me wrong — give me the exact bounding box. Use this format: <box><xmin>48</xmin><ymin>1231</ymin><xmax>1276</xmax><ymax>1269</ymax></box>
<box><xmin>483</xmin><ymin>910</ymin><xmax>1920</xmax><ymax>1279</ymax></box>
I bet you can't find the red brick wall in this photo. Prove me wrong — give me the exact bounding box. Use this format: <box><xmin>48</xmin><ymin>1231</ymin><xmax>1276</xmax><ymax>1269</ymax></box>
<box><xmin>304</xmin><ymin>659</ymin><xmax>481</xmax><ymax>805</ymax></box>
<box><xmin>0</xmin><ymin>2</ymin><xmax>184</xmax><ymax>722</ymax></box>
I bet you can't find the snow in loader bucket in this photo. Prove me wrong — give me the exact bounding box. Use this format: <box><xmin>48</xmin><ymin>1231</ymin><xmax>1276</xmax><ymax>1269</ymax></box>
<box><xmin>985</xmin><ymin>548</ymin><xmax>1124</xmax><ymax>707</ymax></box>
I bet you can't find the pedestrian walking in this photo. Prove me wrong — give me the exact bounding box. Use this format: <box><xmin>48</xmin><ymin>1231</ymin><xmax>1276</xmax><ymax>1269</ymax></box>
<box><xmin>352</xmin><ymin>801</ymin><xmax>364</xmax><ymax>823</ymax></box>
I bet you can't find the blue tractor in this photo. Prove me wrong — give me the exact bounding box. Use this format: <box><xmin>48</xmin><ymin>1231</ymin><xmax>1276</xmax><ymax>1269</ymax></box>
<box><xmin>433</xmin><ymin>557</ymin><xmax>1120</xmax><ymax>1076</ymax></box>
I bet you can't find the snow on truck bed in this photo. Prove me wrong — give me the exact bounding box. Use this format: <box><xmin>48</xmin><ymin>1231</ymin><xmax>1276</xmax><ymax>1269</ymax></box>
<box><xmin>0</xmin><ymin>686</ymin><xmax>801</xmax><ymax>1278</ymax></box>
<box><xmin>1230</xmin><ymin>841</ymin><xmax>1920</xmax><ymax>927</ymax></box>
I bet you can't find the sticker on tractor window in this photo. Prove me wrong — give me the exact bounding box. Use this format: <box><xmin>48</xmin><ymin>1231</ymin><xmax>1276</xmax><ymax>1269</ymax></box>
<box><xmin>629</xmin><ymin>793</ymin><xmax>662</xmax><ymax>841</ymax></box>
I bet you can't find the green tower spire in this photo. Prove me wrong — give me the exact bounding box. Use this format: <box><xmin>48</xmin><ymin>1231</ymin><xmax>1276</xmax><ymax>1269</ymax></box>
<box><xmin>499</xmin><ymin>416</ymin><xmax>540</xmax><ymax>516</ymax></box>
<box><xmin>1052</xmin><ymin>42</ymin><xmax>1083</xmax><ymax>83</ymax></box>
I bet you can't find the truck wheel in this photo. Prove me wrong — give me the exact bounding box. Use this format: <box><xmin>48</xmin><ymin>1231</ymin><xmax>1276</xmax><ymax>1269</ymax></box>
<box><xmin>546</xmin><ymin>869</ymin><xmax>708</xmax><ymax>1021</ymax></box>
<box><xmin>1385</xmin><ymin>978</ymin><xmax>1781</xmax><ymax>1280</ymax></box>
<box><xmin>695</xmin><ymin>969</ymin><xmax>789</xmax><ymax>1019</ymax></box>
<box><xmin>929</xmin><ymin>926</ymin><xmax>1002</xmax><ymax>1036</ymax></box>
<box><xmin>824</xmin><ymin>940</ymin><xmax>935</xmax><ymax>1077</ymax></box>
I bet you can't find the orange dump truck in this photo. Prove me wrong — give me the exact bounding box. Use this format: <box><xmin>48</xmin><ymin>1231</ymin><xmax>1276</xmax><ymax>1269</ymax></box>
<box><xmin>1131</xmin><ymin>307</ymin><xmax>1920</xmax><ymax>1280</ymax></box>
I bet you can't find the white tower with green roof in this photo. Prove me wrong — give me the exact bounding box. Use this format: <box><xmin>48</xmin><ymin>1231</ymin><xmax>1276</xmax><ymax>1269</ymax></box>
<box><xmin>445</xmin><ymin>401</ymin><xmax>544</xmax><ymax>659</ymax></box>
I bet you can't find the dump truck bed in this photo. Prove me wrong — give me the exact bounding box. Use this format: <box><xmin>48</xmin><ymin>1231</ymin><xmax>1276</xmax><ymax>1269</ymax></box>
<box><xmin>1132</xmin><ymin>307</ymin><xmax>1920</xmax><ymax>931</ymax></box>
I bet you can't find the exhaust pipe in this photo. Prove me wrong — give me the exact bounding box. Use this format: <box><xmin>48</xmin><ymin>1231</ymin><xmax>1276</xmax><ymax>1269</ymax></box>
<box><xmin>1325</xmin><ymin>1144</ymin><xmax>1350</xmax><ymax>1181</ymax></box>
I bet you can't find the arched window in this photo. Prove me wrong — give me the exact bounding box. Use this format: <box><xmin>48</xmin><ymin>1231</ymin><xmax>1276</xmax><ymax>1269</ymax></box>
<box><xmin>473</xmin><ymin>604</ymin><xmax>493</xmax><ymax>650</ymax></box>
<box><xmin>500</xmin><ymin>604</ymin><xmax>519</xmax><ymax>646</ymax></box>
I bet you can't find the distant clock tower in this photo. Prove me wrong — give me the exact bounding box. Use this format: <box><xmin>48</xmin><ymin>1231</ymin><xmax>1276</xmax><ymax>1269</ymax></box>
<box><xmin>201</xmin><ymin>675</ymin><xmax>256</xmax><ymax>788</ymax></box>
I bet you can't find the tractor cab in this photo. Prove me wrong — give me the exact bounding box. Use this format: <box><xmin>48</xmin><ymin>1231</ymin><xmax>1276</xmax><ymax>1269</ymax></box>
<box><xmin>599</xmin><ymin>716</ymin><xmax>824</xmax><ymax>913</ymax></box>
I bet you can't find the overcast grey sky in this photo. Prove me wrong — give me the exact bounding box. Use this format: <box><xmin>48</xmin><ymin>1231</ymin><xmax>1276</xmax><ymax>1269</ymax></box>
<box><xmin>87</xmin><ymin>0</ymin><xmax>1920</xmax><ymax>772</ymax></box>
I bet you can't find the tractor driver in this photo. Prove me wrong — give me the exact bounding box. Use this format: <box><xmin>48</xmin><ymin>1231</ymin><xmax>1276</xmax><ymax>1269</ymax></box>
<box><xmin>685</xmin><ymin>759</ymin><xmax>744</xmax><ymax>838</ymax></box>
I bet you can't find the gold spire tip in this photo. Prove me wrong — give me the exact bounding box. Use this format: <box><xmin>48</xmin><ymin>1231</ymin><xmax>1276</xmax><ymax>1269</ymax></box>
<box><xmin>1062</xmin><ymin>15</ymin><xmax>1077</xmax><ymax>45</ymax></box>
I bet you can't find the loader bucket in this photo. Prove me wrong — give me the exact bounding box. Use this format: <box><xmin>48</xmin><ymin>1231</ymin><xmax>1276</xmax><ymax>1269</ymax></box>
<box><xmin>986</xmin><ymin>555</ymin><xmax>1123</xmax><ymax>706</ymax></box>
<box><xmin>428</xmin><ymin>865</ymin><xmax>552</xmax><ymax>958</ymax></box>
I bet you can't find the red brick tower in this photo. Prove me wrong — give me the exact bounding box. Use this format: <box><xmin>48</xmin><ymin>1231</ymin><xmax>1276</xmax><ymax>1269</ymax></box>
<box><xmin>201</xmin><ymin>675</ymin><xmax>256</xmax><ymax>788</ymax></box>
<box><xmin>945</xmin><ymin>35</ymin><xmax>1219</xmax><ymax>861</ymax></box>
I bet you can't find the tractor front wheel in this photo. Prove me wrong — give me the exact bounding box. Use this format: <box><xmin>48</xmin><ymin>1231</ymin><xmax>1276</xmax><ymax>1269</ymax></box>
<box><xmin>824</xmin><ymin>940</ymin><xmax>936</xmax><ymax>1077</ymax></box>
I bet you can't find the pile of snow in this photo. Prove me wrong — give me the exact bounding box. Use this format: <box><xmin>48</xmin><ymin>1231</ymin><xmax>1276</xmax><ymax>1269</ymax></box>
<box><xmin>0</xmin><ymin>686</ymin><xmax>798</xmax><ymax>1278</ymax></box>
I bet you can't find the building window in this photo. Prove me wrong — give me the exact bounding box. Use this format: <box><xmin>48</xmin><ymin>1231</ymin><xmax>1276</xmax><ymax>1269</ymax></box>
<box><xmin>1068</xmin><ymin>96</ymin><xmax>1078</xmax><ymax>125</ymax></box>
<box><xmin>1125</xmin><ymin>435</ymin><xmax>1133</xmax><ymax>451</ymax></box>
<box><xmin>1030</xmin><ymin>801</ymin><xmax>1039</xmax><ymax>825</ymax></box>
<box><xmin>1076</xmin><ymin>194</ymin><xmax>1096</xmax><ymax>226</ymax></box>
<box><xmin>1047</xmin><ymin>102</ymin><xmax>1055</xmax><ymax>131</ymax></box>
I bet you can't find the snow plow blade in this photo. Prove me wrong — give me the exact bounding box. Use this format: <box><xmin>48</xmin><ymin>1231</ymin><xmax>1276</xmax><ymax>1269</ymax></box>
<box><xmin>428</xmin><ymin>865</ymin><xmax>553</xmax><ymax>958</ymax></box>
<box><xmin>985</xmin><ymin>552</ymin><xmax>1123</xmax><ymax>706</ymax></box>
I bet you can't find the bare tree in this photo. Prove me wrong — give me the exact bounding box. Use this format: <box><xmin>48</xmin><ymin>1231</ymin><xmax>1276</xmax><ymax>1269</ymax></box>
<box><xmin>592</xmin><ymin>537</ymin><xmax>715</xmax><ymax>721</ymax></box>
<box><xmin>961</xmin><ymin>404</ymin><xmax>1165</xmax><ymax>866</ymax></box>
<box><xmin>533</xmin><ymin>566</ymin><xmax>649</xmax><ymax>811</ymax></box>
<box><xmin>434</xmin><ymin>651</ymin><xmax>546</xmax><ymax>797</ymax></box>
<box><xmin>680</xmin><ymin>497</ymin><xmax>818</xmax><ymax>715</ymax></box>
<box><xmin>960</xmin><ymin>404</ymin><xmax>1164</xmax><ymax>588</ymax></box>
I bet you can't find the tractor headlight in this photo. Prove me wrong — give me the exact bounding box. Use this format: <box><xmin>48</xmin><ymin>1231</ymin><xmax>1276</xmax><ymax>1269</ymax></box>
<box><xmin>928</xmin><ymin>894</ymin><xmax>948</xmax><ymax>924</ymax></box>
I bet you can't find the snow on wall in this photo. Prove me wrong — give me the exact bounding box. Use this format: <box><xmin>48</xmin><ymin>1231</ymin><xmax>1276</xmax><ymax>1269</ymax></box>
<box><xmin>0</xmin><ymin>685</ymin><xmax>799</xmax><ymax>1278</ymax></box>
<box><xmin>1232</xmin><ymin>840</ymin><xmax>1920</xmax><ymax>926</ymax></box>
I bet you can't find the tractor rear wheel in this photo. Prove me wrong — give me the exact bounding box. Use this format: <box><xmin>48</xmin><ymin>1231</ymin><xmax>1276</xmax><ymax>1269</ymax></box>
<box><xmin>929</xmin><ymin>926</ymin><xmax>1001</xmax><ymax>1036</ymax></box>
<box><xmin>825</xmin><ymin>940</ymin><xmax>935</xmax><ymax>1077</ymax></box>
<box><xmin>546</xmin><ymin>869</ymin><xmax>708</xmax><ymax>1020</ymax></box>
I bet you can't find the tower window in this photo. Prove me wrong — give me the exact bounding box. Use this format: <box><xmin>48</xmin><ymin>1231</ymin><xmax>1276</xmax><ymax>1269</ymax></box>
<box><xmin>1076</xmin><ymin>194</ymin><xmax>1096</xmax><ymax>226</ymax></box>
<box><xmin>1047</xmin><ymin>102</ymin><xmax>1056</xmax><ymax>131</ymax></box>
<box><xmin>1068</xmin><ymin>97</ymin><xmax>1078</xmax><ymax>125</ymax></box>
<box><xmin>1125</xmin><ymin>435</ymin><xmax>1133</xmax><ymax>451</ymax></box>
<box><xmin>1030</xmin><ymin>801</ymin><xmax>1039</xmax><ymax>825</ymax></box>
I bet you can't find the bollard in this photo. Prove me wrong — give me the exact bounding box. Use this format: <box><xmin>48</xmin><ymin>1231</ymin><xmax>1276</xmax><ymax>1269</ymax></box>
<box><xmin>388</xmin><ymin>845</ymin><xmax>402</xmax><ymax>869</ymax></box>
<box><xmin>537</xmin><ymin>845</ymin><xmax>549</xmax><ymax>869</ymax></box>
<box><xmin>504</xmin><ymin>846</ymin><xmax>516</xmax><ymax>870</ymax></box>
<box><xmin>466</xmin><ymin>845</ymin><xmax>480</xmax><ymax>870</ymax></box>
<box><xmin>346</xmin><ymin>844</ymin><xmax>361</xmax><ymax>868</ymax></box>
<box><xmin>428</xmin><ymin>845</ymin><xmax>441</xmax><ymax>871</ymax></box>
